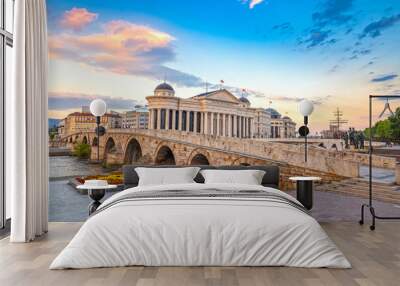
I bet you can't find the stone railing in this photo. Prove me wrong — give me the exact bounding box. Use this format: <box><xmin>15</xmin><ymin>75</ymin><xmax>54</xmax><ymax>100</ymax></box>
<box><xmin>340</xmin><ymin>151</ymin><xmax>396</xmax><ymax>169</ymax></box>
<box><xmin>106</xmin><ymin>129</ymin><xmax>360</xmax><ymax>178</ymax></box>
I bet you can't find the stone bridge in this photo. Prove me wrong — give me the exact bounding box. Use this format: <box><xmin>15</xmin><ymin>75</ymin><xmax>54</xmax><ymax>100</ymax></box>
<box><xmin>60</xmin><ymin>129</ymin><xmax>366</xmax><ymax>188</ymax></box>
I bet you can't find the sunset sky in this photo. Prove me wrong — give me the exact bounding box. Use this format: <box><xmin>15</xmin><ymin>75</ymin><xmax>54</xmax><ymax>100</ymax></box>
<box><xmin>47</xmin><ymin>0</ymin><xmax>400</xmax><ymax>132</ymax></box>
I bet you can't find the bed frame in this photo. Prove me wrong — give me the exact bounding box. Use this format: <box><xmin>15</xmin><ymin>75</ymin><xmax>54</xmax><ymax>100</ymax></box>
<box><xmin>122</xmin><ymin>165</ymin><xmax>280</xmax><ymax>189</ymax></box>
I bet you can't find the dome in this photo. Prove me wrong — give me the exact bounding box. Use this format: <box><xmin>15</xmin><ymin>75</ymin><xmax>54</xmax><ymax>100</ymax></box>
<box><xmin>154</xmin><ymin>82</ymin><xmax>175</xmax><ymax>97</ymax></box>
<box><xmin>154</xmin><ymin>82</ymin><xmax>174</xmax><ymax>92</ymax></box>
<box><xmin>239</xmin><ymin>97</ymin><xmax>250</xmax><ymax>104</ymax></box>
<box><xmin>265</xmin><ymin>108</ymin><xmax>281</xmax><ymax>118</ymax></box>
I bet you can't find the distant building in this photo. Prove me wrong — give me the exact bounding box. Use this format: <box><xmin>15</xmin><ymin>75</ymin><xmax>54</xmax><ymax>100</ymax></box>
<box><xmin>58</xmin><ymin>111</ymin><xmax>122</xmax><ymax>137</ymax></box>
<box><xmin>253</xmin><ymin>108</ymin><xmax>272</xmax><ymax>138</ymax></box>
<box><xmin>122</xmin><ymin>105</ymin><xmax>149</xmax><ymax>129</ymax></box>
<box><xmin>81</xmin><ymin>106</ymin><xmax>90</xmax><ymax>113</ymax></box>
<box><xmin>321</xmin><ymin>125</ymin><xmax>345</xmax><ymax>139</ymax></box>
<box><xmin>281</xmin><ymin>116</ymin><xmax>297</xmax><ymax>138</ymax></box>
<box><xmin>146</xmin><ymin>83</ymin><xmax>256</xmax><ymax>138</ymax></box>
<box><xmin>266</xmin><ymin>108</ymin><xmax>296</xmax><ymax>138</ymax></box>
<box><xmin>108</xmin><ymin>110</ymin><xmax>123</xmax><ymax>129</ymax></box>
<box><xmin>146</xmin><ymin>82</ymin><xmax>296</xmax><ymax>138</ymax></box>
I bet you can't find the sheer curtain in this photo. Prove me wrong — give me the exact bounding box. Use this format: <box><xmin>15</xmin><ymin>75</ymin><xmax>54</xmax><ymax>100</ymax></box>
<box><xmin>7</xmin><ymin>0</ymin><xmax>48</xmax><ymax>242</ymax></box>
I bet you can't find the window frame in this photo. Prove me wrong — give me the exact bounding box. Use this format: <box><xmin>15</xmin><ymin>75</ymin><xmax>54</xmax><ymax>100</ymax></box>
<box><xmin>0</xmin><ymin>0</ymin><xmax>14</xmax><ymax>230</ymax></box>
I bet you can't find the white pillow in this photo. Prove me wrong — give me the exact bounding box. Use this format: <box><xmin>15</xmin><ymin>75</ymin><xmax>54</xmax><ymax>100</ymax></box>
<box><xmin>135</xmin><ymin>167</ymin><xmax>200</xmax><ymax>186</ymax></box>
<box><xmin>200</xmin><ymin>169</ymin><xmax>266</xmax><ymax>185</ymax></box>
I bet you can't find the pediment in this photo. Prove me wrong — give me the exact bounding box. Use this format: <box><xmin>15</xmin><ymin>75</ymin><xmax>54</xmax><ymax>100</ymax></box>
<box><xmin>203</xmin><ymin>90</ymin><xmax>239</xmax><ymax>103</ymax></box>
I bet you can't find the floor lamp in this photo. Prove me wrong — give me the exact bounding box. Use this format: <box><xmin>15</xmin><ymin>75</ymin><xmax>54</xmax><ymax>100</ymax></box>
<box><xmin>90</xmin><ymin>99</ymin><xmax>107</xmax><ymax>162</ymax></box>
<box><xmin>359</xmin><ymin>95</ymin><xmax>400</xmax><ymax>230</ymax></box>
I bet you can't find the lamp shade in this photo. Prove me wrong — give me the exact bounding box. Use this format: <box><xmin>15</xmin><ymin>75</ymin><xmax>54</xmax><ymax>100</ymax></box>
<box><xmin>299</xmin><ymin>99</ymin><xmax>314</xmax><ymax>116</ymax></box>
<box><xmin>90</xmin><ymin>99</ymin><xmax>107</xmax><ymax>117</ymax></box>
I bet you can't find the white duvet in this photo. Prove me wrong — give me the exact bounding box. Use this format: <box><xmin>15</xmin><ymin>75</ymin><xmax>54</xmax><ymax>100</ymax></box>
<box><xmin>50</xmin><ymin>183</ymin><xmax>351</xmax><ymax>269</ymax></box>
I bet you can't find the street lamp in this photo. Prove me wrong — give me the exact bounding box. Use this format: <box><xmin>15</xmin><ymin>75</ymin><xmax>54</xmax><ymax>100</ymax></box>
<box><xmin>90</xmin><ymin>99</ymin><xmax>107</xmax><ymax>162</ymax></box>
<box><xmin>298</xmin><ymin>99</ymin><xmax>314</xmax><ymax>162</ymax></box>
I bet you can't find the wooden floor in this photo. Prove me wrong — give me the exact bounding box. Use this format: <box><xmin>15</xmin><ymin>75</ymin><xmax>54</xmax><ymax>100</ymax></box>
<box><xmin>0</xmin><ymin>222</ymin><xmax>399</xmax><ymax>286</ymax></box>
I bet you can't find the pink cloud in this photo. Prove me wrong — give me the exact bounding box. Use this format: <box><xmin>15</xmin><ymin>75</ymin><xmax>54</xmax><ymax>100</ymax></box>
<box><xmin>60</xmin><ymin>7</ymin><xmax>98</xmax><ymax>31</ymax></box>
<box><xmin>50</xmin><ymin>20</ymin><xmax>174</xmax><ymax>73</ymax></box>
<box><xmin>242</xmin><ymin>0</ymin><xmax>264</xmax><ymax>9</ymax></box>
<box><xmin>249</xmin><ymin>0</ymin><xmax>264</xmax><ymax>9</ymax></box>
<box><xmin>49</xmin><ymin>19</ymin><xmax>267</xmax><ymax>93</ymax></box>
<box><xmin>49</xmin><ymin>20</ymin><xmax>206</xmax><ymax>87</ymax></box>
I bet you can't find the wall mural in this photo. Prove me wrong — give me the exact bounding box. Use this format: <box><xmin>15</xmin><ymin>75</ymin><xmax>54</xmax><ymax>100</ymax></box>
<box><xmin>47</xmin><ymin>0</ymin><xmax>400</xmax><ymax>222</ymax></box>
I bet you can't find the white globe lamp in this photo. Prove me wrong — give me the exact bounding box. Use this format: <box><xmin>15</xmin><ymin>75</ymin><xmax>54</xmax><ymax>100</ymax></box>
<box><xmin>299</xmin><ymin>99</ymin><xmax>314</xmax><ymax>117</ymax></box>
<box><xmin>90</xmin><ymin>99</ymin><xmax>107</xmax><ymax>117</ymax></box>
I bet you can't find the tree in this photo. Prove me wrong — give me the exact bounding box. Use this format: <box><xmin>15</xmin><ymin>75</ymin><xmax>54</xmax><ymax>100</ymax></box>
<box><xmin>364</xmin><ymin>107</ymin><xmax>400</xmax><ymax>141</ymax></box>
<box><xmin>73</xmin><ymin>143</ymin><xmax>91</xmax><ymax>159</ymax></box>
<box><xmin>364</xmin><ymin>127</ymin><xmax>374</xmax><ymax>139</ymax></box>
<box><xmin>375</xmin><ymin>120</ymin><xmax>391</xmax><ymax>139</ymax></box>
<box><xmin>388</xmin><ymin>107</ymin><xmax>400</xmax><ymax>140</ymax></box>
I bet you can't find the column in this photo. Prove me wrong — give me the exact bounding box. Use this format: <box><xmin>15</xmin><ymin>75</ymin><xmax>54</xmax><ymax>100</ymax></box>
<box><xmin>222</xmin><ymin>114</ymin><xmax>226</xmax><ymax>136</ymax></box>
<box><xmin>204</xmin><ymin>112</ymin><xmax>208</xmax><ymax>134</ymax></box>
<box><xmin>210</xmin><ymin>113</ymin><xmax>214</xmax><ymax>135</ymax></box>
<box><xmin>228</xmin><ymin>114</ymin><xmax>232</xmax><ymax>137</ymax></box>
<box><xmin>237</xmin><ymin>116</ymin><xmax>240</xmax><ymax>138</ymax></box>
<box><xmin>165</xmin><ymin>109</ymin><xmax>170</xmax><ymax>130</ymax></box>
<box><xmin>233</xmin><ymin>115</ymin><xmax>237</xmax><ymax>137</ymax></box>
<box><xmin>200</xmin><ymin>112</ymin><xmax>204</xmax><ymax>133</ymax></box>
<box><xmin>193</xmin><ymin>112</ymin><xmax>198</xmax><ymax>133</ymax></box>
<box><xmin>240</xmin><ymin>116</ymin><xmax>243</xmax><ymax>138</ymax></box>
<box><xmin>250</xmin><ymin>118</ymin><xmax>254</xmax><ymax>138</ymax></box>
<box><xmin>178</xmin><ymin>110</ymin><xmax>182</xmax><ymax>131</ymax></box>
<box><xmin>172</xmin><ymin>109</ymin><xmax>176</xmax><ymax>130</ymax></box>
<box><xmin>157</xmin><ymin>109</ymin><xmax>161</xmax><ymax>130</ymax></box>
<box><xmin>216</xmin><ymin>113</ymin><xmax>220</xmax><ymax>136</ymax></box>
<box><xmin>148</xmin><ymin>109</ymin><xmax>153</xmax><ymax>129</ymax></box>
<box><xmin>244</xmin><ymin>117</ymin><xmax>247</xmax><ymax>138</ymax></box>
<box><xmin>186</xmin><ymin>110</ymin><xmax>190</xmax><ymax>132</ymax></box>
<box><xmin>244</xmin><ymin>117</ymin><xmax>249</xmax><ymax>138</ymax></box>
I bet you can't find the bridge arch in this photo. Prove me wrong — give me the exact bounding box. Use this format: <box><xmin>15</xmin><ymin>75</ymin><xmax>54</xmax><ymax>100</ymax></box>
<box><xmin>124</xmin><ymin>138</ymin><xmax>143</xmax><ymax>164</ymax></box>
<box><xmin>92</xmin><ymin>137</ymin><xmax>98</xmax><ymax>146</ymax></box>
<box><xmin>82</xmin><ymin>136</ymin><xmax>88</xmax><ymax>145</ymax></box>
<box><xmin>104</xmin><ymin>137</ymin><xmax>117</xmax><ymax>161</ymax></box>
<box><xmin>155</xmin><ymin>144</ymin><xmax>176</xmax><ymax>165</ymax></box>
<box><xmin>187</xmin><ymin>149</ymin><xmax>211</xmax><ymax>165</ymax></box>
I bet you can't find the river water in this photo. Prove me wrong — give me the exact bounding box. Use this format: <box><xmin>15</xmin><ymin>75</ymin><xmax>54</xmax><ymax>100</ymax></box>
<box><xmin>49</xmin><ymin>156</ymin><xmax>118</xmax><ymax>221</ymax></box>
<box><xmin>49</xmin><ymin>156</ymin><xmax>116</xmax><ymax>179</ymax></box>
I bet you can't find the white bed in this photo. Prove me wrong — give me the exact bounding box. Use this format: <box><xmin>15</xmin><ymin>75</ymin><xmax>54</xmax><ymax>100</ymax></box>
<box><xmin>50</xmin><ymin>183</ymin><xmax>351</xmax><ymax>269</ymax></box>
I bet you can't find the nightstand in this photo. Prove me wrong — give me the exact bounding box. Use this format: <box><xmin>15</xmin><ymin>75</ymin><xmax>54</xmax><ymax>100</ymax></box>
<box><xmin>77</xmin><ymin>183</ymin><xmax>117</xmax><ymax>215</ymax></box>
<box><xmin>289</xmin><ymin>177</ymin><xmax>321</xmax><ymax>210</ymax></box>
